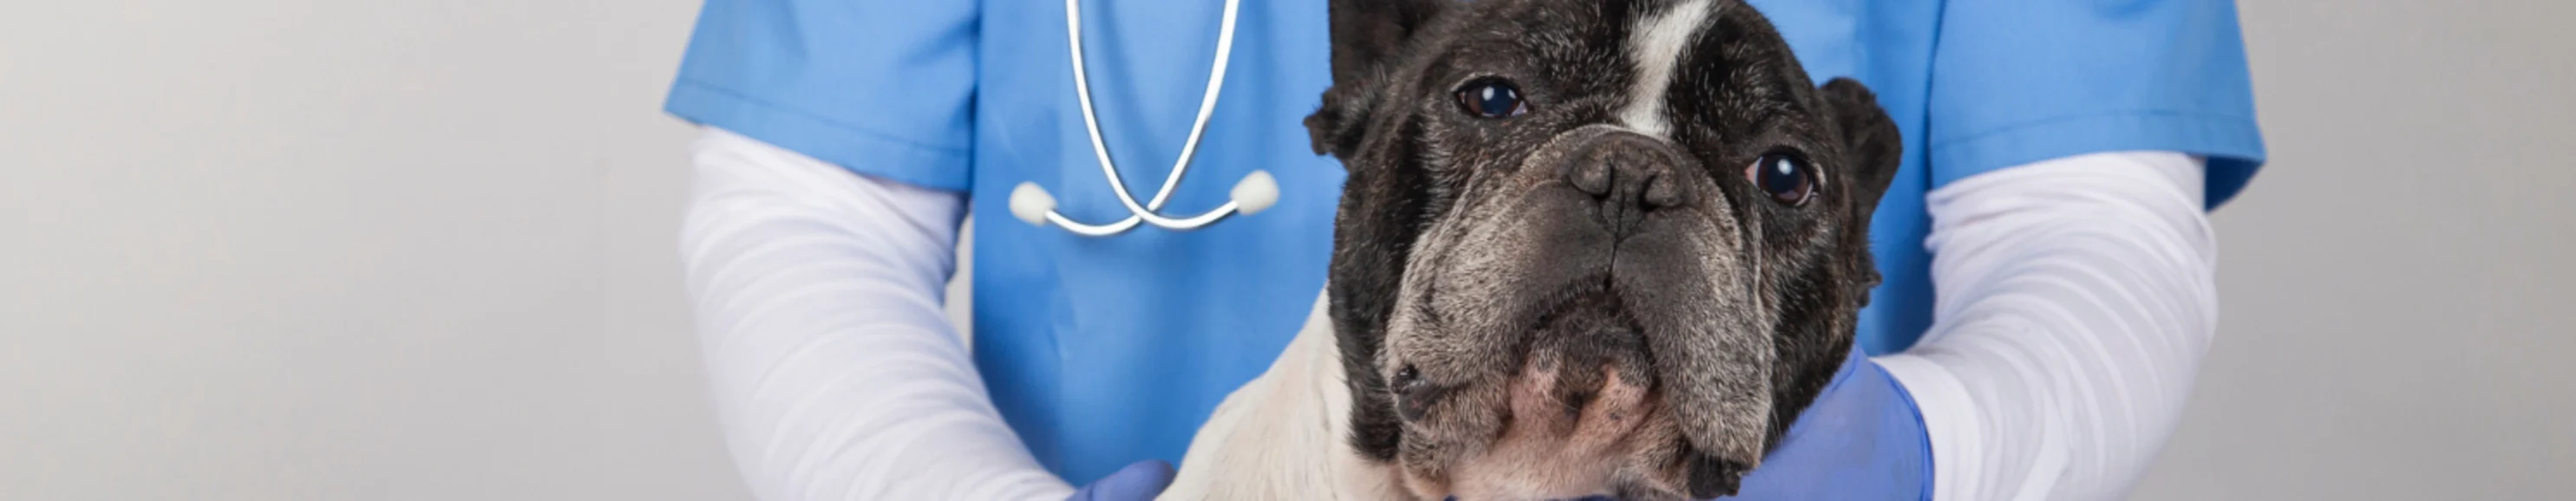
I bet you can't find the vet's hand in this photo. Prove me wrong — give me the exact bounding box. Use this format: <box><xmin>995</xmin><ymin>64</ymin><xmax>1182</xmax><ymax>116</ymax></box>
<box><xmin>1068</xmin><ymin>460</ymin><xmax>1176</xmax><ymax>501</ymax></box>
<box><xmin>1719</xmin><ymin>346</ymin><xmax>1931</xmax><ymax>500</ymax></box>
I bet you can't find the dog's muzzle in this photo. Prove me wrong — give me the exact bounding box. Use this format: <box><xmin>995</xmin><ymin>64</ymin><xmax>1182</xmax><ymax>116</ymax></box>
<box><xmin>1381</xmin><ymin>124</ymin><xmax>1774</xmax><ymax>500</ymax></box>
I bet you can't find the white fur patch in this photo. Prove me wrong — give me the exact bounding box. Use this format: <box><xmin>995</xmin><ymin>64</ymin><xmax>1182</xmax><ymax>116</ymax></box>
<box><xmin>1155</xmin><ymin>290</ymin><xmax>1407</xmax><ymax>501</ymax></box>
<box><xmin>1615</xmin><ymin>0</ymin><xmax>1716</xmax><ymax>140</ymax></box>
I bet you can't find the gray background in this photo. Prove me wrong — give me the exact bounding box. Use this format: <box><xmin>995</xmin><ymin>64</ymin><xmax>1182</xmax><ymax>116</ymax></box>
<box><xmin>1</xmin><ymin>1</ymin><xmax>2566</xmax><ymax>499</ymax></box>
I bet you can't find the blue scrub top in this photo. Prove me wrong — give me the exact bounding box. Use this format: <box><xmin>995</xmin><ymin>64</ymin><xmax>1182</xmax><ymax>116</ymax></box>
<box><xmin>665</xmin><ymin>0</ymin><xmax>2265</xmax><ymax>485</ymax></box>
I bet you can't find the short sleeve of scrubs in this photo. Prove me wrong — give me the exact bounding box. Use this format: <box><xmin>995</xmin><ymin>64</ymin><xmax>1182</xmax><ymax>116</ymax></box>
<box><xmin>664</xmin><ymin>0</ymin><xmax>978</xmax><ymax>192</ymax></box>
<box><xmin>1928</xmin><ymin>1</ymin><xmax>2265</xmax><ymax>205</ymax></box>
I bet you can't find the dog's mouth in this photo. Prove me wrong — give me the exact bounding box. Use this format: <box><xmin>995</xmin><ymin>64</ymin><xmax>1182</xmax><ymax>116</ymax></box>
<box><xmin>1386</xmin><ymin>287</ymin><xmax>1713</xmax><ymax>501</ymax></box>
<box><xmin>1466</xmin><ymin>293</ymin><xmax>1679</xmax><ymax>501</ymax></box>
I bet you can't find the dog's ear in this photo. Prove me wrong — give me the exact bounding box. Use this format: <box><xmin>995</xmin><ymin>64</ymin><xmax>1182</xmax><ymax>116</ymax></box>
<box><xmin>1305</xmin><ymin>0</ymin><xmax>1447</xmax><ymax>158</ymax></box>
<box><xmin>1816</xmin><ymin>76</ymin><xmax>1899</xmax><ymax>311</ymax></box>
<box><xmin>1820</xmin><ymin>77</ymin><xmax>1901</xmax><ymax>224</ymax></box>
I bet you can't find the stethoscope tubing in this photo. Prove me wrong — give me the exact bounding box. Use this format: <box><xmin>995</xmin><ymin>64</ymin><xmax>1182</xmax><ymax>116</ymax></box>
<box><xmin>1017</xmin><ymin>0</ymin><xmax>1272</xmax><ymax>237</ymax></box>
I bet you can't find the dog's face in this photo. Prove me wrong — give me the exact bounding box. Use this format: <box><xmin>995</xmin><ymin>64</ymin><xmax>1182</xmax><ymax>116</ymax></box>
<box><xmin>1308</xmin><ymin>0</ymin><xmax>1902</xmax><ymax>498</ymax></box>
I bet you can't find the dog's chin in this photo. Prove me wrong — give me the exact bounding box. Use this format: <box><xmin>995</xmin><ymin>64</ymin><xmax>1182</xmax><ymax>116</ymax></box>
<box><xmin>1391</xmin><ymin>296</ymin><xmax>1702</xmax><ymax>501</ymax></box>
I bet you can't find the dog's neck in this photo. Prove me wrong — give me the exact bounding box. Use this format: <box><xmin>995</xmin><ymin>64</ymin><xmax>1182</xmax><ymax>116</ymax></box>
<box><xmin>1159</xmin><ymin>290</ymin><xmax>1409</xmax><ymax>500</ymax></box>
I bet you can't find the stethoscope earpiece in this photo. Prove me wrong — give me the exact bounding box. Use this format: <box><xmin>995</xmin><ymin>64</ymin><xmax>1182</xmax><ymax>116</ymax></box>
<box><xmin>1023</xmin><ymin>0</ymin><xmax>1262</xmax><ymax>237</ymax></box>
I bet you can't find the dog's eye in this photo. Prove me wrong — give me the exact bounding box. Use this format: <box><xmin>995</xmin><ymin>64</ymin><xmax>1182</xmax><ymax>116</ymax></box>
<box><xmin>1453</xmin><ymin>78</ymin><xmax>1527</xmax><ymax>119</ymax></box>
<box><xmin>1746</xmin><ymin>152</ymin><xmax>1815</xmax><ymax>205</ymax></box>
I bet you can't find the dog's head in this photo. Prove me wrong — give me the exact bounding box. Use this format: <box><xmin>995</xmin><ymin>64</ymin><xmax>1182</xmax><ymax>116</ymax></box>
<box><xmin>1309</xmin><ymin>0</ymin><xmax>1901</xmax><ymax>498</ymax></box>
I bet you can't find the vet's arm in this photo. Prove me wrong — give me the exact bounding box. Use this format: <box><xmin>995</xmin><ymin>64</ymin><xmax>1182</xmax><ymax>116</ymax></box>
<box><xmin>683</xmin><ymin>127</ymin><xmax>1074</xmax><ymax>501</ymax></box>
<box><xmin>1875</xmin><ymin>151</ymin><xmax>2217</xmax><ymax>500</ymax></box>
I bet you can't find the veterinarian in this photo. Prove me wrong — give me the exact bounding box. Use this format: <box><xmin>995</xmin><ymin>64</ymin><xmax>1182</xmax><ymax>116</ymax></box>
<box><xmin>666</xmin><ymin>0</ymin><xmax>2263</xmax><ymax>498</ymax></box>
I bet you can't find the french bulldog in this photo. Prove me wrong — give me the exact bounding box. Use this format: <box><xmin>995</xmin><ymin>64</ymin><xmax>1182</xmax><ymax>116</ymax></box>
<box><xmin>1160</xmin><ymin>0</ymin><xmax>1901</xmax><ymax>498</ymax></box>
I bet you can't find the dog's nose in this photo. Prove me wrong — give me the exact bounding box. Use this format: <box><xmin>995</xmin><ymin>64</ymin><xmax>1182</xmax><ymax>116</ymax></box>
<box><xmin>1566</xmin><ymin>132</ymin><xmax>1686</xmax><ymax>237</ymax></box>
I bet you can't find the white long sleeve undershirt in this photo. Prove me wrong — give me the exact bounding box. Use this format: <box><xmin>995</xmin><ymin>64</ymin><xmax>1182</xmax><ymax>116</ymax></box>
<box><xmin>680</xmin><ymin>127</ymin><xmax>2216</xmax><ymax>501</ymax></box>
<box><xmin>681</xmin><ymin>128</ymin><xmax>1069</xmax><ymax>501</ymax></box>
<box><xmin>1876</xmin><ymin>151</ymin><xmax>2217</xmax><ymax>501</ymax></box>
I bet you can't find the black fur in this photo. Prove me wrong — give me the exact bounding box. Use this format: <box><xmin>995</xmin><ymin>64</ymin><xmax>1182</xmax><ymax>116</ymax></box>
<box><xmin>1311</xmin><ymin>0</ymin><xmax>1902</xmax><ymax>497</ymax></box>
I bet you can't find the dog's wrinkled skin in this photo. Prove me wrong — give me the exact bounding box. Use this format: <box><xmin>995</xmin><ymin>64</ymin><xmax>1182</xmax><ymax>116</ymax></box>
<box><xmin>1161</xmin><ymin>0</ymin><xmax>1902</xmax><ymax>499</ymax></box>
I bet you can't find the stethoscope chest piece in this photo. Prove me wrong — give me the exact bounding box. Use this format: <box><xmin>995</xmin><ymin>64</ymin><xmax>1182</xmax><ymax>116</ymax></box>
<box><xmin>1009</xmin><ymin>170</ymin><xmax>1277</xmax><ymax>234</ymax></box>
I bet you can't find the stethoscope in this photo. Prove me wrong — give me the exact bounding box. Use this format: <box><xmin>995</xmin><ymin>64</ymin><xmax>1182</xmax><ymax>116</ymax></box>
<box><xmin>1006</xmin><ymin>0</ymin><xmax>1279</xmax><ymax>237</ymax></box>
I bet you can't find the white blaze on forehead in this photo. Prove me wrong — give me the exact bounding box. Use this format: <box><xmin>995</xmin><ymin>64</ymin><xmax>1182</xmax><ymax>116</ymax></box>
<box><xmin>1616</xmin><ymin>0</ymin><xmax>1716</xmax><ymax>140</ymax></box>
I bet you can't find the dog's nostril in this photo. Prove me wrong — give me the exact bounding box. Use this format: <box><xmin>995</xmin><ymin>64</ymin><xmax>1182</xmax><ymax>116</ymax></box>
<box><xmin>1565</xmin><ymin>138</ymin><xmax>1688</xmax><ymax>235</ymax></box>
<box><xmin>1571</xmin><ymin>160</ymin><xmax>1614</xmax><ymax>198</ymax></box>
<box><xmin>1642</xmin><ymin>171</ymin><xmax>1682</xmax><ymax>209</ymax></box>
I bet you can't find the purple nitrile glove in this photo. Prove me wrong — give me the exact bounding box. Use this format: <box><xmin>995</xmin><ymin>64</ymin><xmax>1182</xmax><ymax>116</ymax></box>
<box><xmin>1067</xmin><ymin>460</ymin><xmax>1176</xmax><ymax>501</ymax></box>
<box><xmin>1721</xmin><ymin>345</ymin><xmax>1932</xmax><ymax>500</ymax></box>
